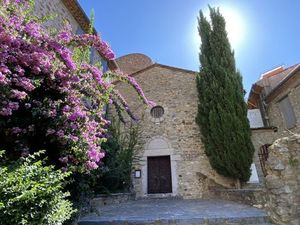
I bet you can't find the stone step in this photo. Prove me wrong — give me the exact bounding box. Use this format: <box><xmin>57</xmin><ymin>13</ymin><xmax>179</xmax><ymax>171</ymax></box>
<box><xmin>79</xmin><ymin>218</ymin><xmax>273</xmax><ymax>225</ymax></box>
<box><xmin>245</xmin><ymin>223</ymin><xmax>274</xmax><ymax>225</ymax></box>
<box><xmin>79</xmin><ymin>199</ymin><xmax>273</xmax><ymax>225</ymax></box>
<box><xmin>246</xmin><ymin>224</ymin><xmax>275</xmax><ymax>225</ymax></box>
<box><xmin>243</xmin><ymin>182</ymin><xmax>265</xmax><ymax>189</ymax></box>
<box><xmin>139</xmin><ymin>193</ymin><xmax>182</xmax><ymax>200</ymax></box>
<box><xmin>91</xmin><ymin>193</ymin><xmax>134</xmax><ymax>208</ymax></box>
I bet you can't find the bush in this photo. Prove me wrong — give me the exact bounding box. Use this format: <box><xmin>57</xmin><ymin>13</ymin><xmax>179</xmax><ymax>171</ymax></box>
<box><xmin>0</xmin><ymin>150</ymin><xmax>76</xmax><ymax>225</ymax></box>
<box><xmin>96</xmin><ymin>117</ymin><xmax>140</xmax><ymax>193</ymax></box>
<box><xmin>67</xmin><ymin>118</ymin><xmax>140</xmax><ymax>203</ymax></box>
<box><xmin>0</xmin><ymin>0</ymin><xmax>152</xmax><ymax>172</ymax></box>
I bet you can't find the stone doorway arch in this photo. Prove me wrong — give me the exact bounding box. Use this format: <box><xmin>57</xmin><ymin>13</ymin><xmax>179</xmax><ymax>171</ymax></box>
<box><xmin>141</xmin><ymin>136</ymin><xmax>179</xmax><ymax>197</ymax></box>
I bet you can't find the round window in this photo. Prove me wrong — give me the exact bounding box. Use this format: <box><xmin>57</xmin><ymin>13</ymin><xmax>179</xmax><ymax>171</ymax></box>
<box><xmin>150</xmin><ymin>106</ymin><xmax>164</xmax><ymax>118</ymax></box>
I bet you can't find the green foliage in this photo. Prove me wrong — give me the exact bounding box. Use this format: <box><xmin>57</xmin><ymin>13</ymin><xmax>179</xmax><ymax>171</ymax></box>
<box><xmin>73</xmin><ymin>9</ymin><xmax>96</xmax><ymax>66</ymax></box>
<box><xmin>288</xmin><ymin>156</ymin><xmax>298</xmax><ymax>167</ymax></box>
<box><xmin>68</xmin><ymin>117</ymin><xmax>140</xmax><ymax>199</ymax></box>
<box><xmin>99</xmin><ymin>117</ymin><xmax>140</xmax><ymax>193</ymax></box>
<box><xmin>0</xmin><ymin>150</ymin><xmax>76</xmax><ymax>225</ymax></box>
<box><xmin>196</xmin><ymin>6</ymin><xmax>255</xmax><ymax>182</ymax></box>
<box><xmin>65</xmin><ymin>118</ymin><xmax>140</xmax><ymax>223</ymax></box>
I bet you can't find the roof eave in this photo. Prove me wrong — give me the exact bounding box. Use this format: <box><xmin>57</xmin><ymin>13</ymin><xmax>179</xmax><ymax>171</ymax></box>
<box><xmin>112</xmin><ymin>63</ymin><xmax>197</xmax><ymax>85</ymax></box>
<box><xmin>62</xmin><ymin>0</ymin><xmax>118</xmax><ymax>71</ymax></box>
<box><xmin>247</xmin><ymin>83</ymin><xmax>263</xmax><ymax>109</ymax></box>
<box><xmin>265</xmin><ymin>64</ymin><xmax>300</xmax><ymax>103</ymax></box>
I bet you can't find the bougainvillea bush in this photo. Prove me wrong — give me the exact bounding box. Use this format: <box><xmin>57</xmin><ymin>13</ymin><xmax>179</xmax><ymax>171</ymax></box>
<box><xmin>0</xmin><ymin>0</ymin><xmax>152</xmax><ymax>172</ymax></box>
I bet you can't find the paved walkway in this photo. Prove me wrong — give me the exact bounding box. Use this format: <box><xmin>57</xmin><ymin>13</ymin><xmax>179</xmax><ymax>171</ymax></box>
<box><xmin>79</xmin><ymin>198</ymin><xmax>273</xmax><ymax>225</ymax></box>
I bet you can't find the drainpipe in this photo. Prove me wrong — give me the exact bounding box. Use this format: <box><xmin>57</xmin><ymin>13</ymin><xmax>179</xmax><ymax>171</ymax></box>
<box><xmin>259</xmin><ymin>93</ymin><xmax>270</xmax><ymax>127</ymax></box>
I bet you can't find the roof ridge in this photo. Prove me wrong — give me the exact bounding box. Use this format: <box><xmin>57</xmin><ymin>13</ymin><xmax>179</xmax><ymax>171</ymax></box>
<box><xmin>129</xmin><ymin>63</ymin><xmax>197</xmax><ymax>77</ymax></box>
<box><xmin>266</xmin><ymin>64</ymin><xmax>300</xmax><ymax>102</ymax></box>
<box><xmin>112</xmin><ymin>63</ymin><xmax>197</xmax><ymax>85</ymax></box>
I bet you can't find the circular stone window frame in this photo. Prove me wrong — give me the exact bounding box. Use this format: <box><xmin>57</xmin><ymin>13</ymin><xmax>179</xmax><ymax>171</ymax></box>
<box><xmin>146</xmin><ymin>105</ymin><xmax>168</xmax><ymax>124</ymax></box>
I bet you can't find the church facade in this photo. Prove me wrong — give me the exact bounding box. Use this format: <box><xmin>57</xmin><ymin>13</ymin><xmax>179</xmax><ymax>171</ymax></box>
<box><xmin>114</xmin><ymin>53</ymin><xmax>239</xmax><ymax>199</ymax></box>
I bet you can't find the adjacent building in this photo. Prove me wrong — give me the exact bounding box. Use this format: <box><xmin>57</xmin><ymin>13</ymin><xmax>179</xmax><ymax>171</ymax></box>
<box><xmin>34</xmin><ymin>0</ymin><xmax>118</xmax><ymax>70</ymax></box>
<box><xmin>248</xmin><ymin>64</ymin><xmax>300</xmax><ymax>180</ymax></box>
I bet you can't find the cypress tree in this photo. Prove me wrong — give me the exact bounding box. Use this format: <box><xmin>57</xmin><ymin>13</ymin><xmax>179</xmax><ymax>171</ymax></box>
<box><xmin>196</xmin><ymin>7</ymin><xmax>254</xmax><ymax>182</ymax></box>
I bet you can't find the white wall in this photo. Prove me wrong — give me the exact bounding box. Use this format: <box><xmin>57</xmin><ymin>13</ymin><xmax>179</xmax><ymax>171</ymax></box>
<box><xmin>247</xmin><ymin>109</ymin><xmax>264</xmax><ymax>128</ymax></box>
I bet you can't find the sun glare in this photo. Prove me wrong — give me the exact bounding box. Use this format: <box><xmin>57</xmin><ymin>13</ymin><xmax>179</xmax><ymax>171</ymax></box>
<box><xmin>193</xmin><ymin>5</ymin><xmax>246</xmax><ymax>50</ymax></box>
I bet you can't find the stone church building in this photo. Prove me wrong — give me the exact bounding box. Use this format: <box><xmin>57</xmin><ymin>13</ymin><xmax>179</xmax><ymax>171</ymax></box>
<box><xmin>32</xmin><ymin>0</ymin><xmax>263</xmax><ymax>200</ymax></box>
<box><xmin>114</xmin><ymin>53</ymin><xmax>244</xmax><ymax>199</ymax></box>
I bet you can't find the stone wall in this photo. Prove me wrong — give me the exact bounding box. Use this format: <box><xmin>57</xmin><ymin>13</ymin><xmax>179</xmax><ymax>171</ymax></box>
<box><xmin>251</xmin><ymin>128</ymin><xmax>277</xmax><ymax>183</ymax></box>
<box><xmin>267</xmin><ymin>81</ymin><xmax>300</xmax><ymax>138</ymax></box>
<box><xmin>264</xmin><ymin>134</ymin><xmax>300</xmax><ymax>225</ymax></box>
<box><xmin>34</xmin><ymin>0</ymin><xmax>80</xmax><ymax>33</ymax></box>
<box><xmin>113</xmin><ymin>64</ymin><xmax>237</xmax><ymax>199</ymax></box>
<box><xmin>90</xmin><ymin>193</ymin><xmax>135</xmax><ymax>208</ymax></box>
<box><xmin>116</xmin><ymin>53</ymin><xmax>153</xmax><ymax>75</ymax></box>
<box><xmin>34</xmin><ymin>0</ymin><xmax>105</xmax><ymax>69</ymax></box>
<box><xmin>208</xmin><ymin>188</ymin><xmax>267</xmax><ymax>208</ymax></box>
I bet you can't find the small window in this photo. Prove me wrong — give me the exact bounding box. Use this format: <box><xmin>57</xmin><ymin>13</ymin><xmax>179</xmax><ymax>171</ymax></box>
<box><xmin>75</xmin><ymin>26</ymin><xmax>84</xmax><ymax>35</ymax></box>
<box><xmin>258</xmin><ymin>144</ymin><xmax>271</xmax><ymax>176</ymax></box>
<box><xmin>90</xmin><ymin>47</ymin><xmax>95</xmax><ymax>65</ymax></box>
<box><xmin>101</xmin><ymin>58</ymin><xmax>109</xmax><ymax>72</ymax></box>
<box><xmin>278</xmin><ymin>96</ymin><xmax>297</xmax><ymax>129</ymax></box>
<box><xmin>150</xmin><ymin>106</ymin><xmax>164</xmax><ymax>118</ymax></box>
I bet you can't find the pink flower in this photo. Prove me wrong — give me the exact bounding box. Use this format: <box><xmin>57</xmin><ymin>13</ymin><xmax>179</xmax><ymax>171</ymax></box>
<box><xmin>59</xmin><ymin>156</ymin><xmax>68</xmax><ymax>164</ymax></box>
<box><xmin>15</xmin><ymin>78</ymin><xmax>35</xmax><ymax>91</ymax></box>
<box><xmin>58</xmin><ymin>31</ymin><xmax>71</xmax><ymax>42</ymax></box>
<box><xmin>56</xmin><ymin>130</ymin><xmax>65</xmax><ymax>138</ymax></box>
<box><xmin>69</xmin><ymin>135</ymin><xmax>79</xmax><ymax>142</ymax></box>
<box><xmin>62</xmin><ymin>105</ymin><xmax>70</xmax><ymax>112</ymax></box>
<box><xmin>68</xmin><ymin>109</ymin><xmax>86</xmax><ymax>121</ymax></box>
<box><xmin>0</xmin><ymin>66</ymin><xmax>10</xmax><ymax>74</ymax></box>
<box><xmin>11</xmin><ymin>126</ymin><xmax>22</xmax><ymax>134</ymax></box>
<box><xmin>24</xmin><ymin>21</ymin><xmax>41</xmax><ymax>38</ymax></box>
<box><xmin>15</xmin><ymin>65</ymin><xmax>24</xmax><ymax>76</ymax></box>
<box><xmin>86</xmin><ymin>161</ymin><xmax>98</xmax><ymax>170</ymax></box>
<box><xmin>0</xmin><ymin>72</ymin><xmax>6</xmax><ymax>84</ymax></box>
<box><xmin>69</xmin><ymin>123</ymin><xmax>77</xmax><ymax>129</ymax></box>
<box><xmin>148</xmin><ymin>100</ymin><xmax>156</xmax><ymax>107</ymax></box>
<box><xmin>11</xmin><ymin>89</ymin><xmax>27</xmax><ymax>99</ymax></box>
<box><xmin>87</xmin><ymin>149</ymin><xmax>104</xmax><ymax>162</ymax></box>
<box><xmin>8</xmin><ymin>102</ymin><xmax>19</xmax><ymax>110</ymax></box>
<box><xmin>0</xmin><ymin>107</ymin><xmax>12</xmax><ymax>116</ymax></box>
<box><xmin>46</xmin><ymin>129</ymin><xmax>56</xmax><ymax>136</ymax></box>
<box><xmin>32</xmin><ymin>66</ymin><xmax>41</xmax><ymax>74</ymax></box>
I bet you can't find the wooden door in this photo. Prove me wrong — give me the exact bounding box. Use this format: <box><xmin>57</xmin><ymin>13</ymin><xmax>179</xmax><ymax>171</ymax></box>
<box><xmin>147</xmin><ymin>156</ymin><xmax>172</xmax><ymax>193</ymax></box>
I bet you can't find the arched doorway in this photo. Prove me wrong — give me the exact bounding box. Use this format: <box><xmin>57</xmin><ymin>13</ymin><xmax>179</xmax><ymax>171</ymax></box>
<box><xmin>141</xmin><ymin>136</ymin><xmax>179</xmax><ymax>196</ymax></box>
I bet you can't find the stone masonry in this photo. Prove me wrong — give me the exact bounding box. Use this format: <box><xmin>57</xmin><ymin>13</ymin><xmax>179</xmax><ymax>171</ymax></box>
<box><xmin>115</xmin><ymin>53</ymin><xmax>153</xmax><ymax>75</ymax></box>
<box><xmin>248</xmin><ymin>65</ymin><xmax>300</xmax><ymax>191</ymax></box>
<box><xmin>251</xmin><ymin>128</ymin><xmax>277</xmax><ymax>183</ymax></box>
<box><xmin>265</xmin><ymin>134</ymin><xmax>300</xmax><ymax>225</ymax></box>
<box><xmin>34</xmin><ymin>0</ymin><xmax>106</xmax><ymax>70</ymax></box>
<box><xmin>34</xmin><ymin>0</ymin><xmax>80</xmax><ymax>33</ymax></box>
<box><xmin>113</xmin><ymin>54</ymin><xmax>237</xmax><ymax>199</ymax></box>
<box><xmin>267</xmin><ymin>82</ymin><xmax>300</xmax><ymax>138</ymax></box>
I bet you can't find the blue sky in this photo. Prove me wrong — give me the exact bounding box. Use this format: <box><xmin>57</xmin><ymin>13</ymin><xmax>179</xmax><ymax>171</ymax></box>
<box><xmin>78</xmin><ymin>0</ymin><xmax>300</xmax><ymax>94</ymax></box>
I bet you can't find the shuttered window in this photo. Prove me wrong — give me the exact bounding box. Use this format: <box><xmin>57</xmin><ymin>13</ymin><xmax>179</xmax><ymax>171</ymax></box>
<box><xmin>278</xmin><ymin>96</ymin><xmax>297</xmax><ymax>129</ymax></box>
